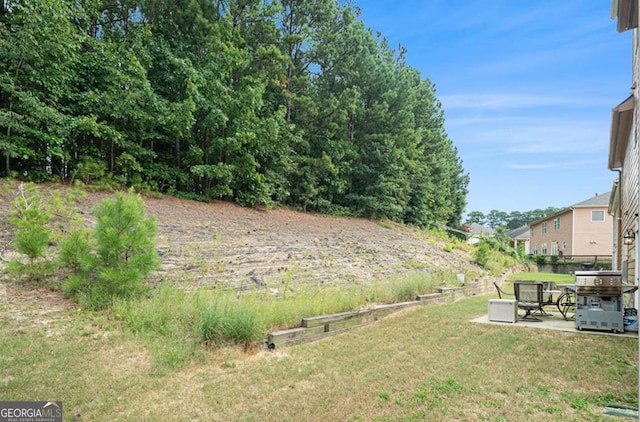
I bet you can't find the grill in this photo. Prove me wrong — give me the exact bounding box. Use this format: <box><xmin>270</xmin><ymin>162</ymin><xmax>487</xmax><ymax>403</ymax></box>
<box><xmin>574</xmin><ymin>271</ymin><xmax>624</xmax><ymax>333</ymax></box>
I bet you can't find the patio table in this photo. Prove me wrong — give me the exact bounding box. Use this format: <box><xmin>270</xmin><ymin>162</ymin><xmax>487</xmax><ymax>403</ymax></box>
<box><xmin>543</xmin><ymin>289</ymin><xmax>562</xmax><ymax>305</ymax></box>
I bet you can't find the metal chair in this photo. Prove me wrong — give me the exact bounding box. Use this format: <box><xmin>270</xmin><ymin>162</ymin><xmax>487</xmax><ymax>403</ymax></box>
<box><xmin>513</xmin><ymin>282</ymin><xmax>544</xmax><ymax>321</ymax></box>
<box><xmin>493</xmin><ymin>282</ymin><xmax>514</xmax><ymax>299</ymax></box>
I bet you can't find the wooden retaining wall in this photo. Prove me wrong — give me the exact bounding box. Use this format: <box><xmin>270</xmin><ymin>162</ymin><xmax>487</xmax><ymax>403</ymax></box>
<box><xmin>265</xmin><ymin>273</ymin><xmax>509</xmax><ymax>349</ymax></box>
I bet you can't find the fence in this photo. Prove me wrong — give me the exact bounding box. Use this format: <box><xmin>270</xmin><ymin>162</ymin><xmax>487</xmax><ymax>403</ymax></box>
<box><xmin>546</xmin><ymin>255</ymin><xmax>612</xmax><ymax>265</ymax></box>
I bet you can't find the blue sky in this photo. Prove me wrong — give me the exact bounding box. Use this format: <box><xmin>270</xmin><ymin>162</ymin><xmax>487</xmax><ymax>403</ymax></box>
<box><xmin>355</xmin><ymin>0</ymin><xmax>631</xmax><ymax>216</ymax></box>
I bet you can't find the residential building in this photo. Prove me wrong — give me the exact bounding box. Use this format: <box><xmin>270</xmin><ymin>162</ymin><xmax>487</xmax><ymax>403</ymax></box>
<box><xmin>506</xmin><ymin>225</ymin><xmax>530</xmax><ymax>255</ymax></box>
<box><xmin>609</xmin><ymin>0</ymin><xmax>639</xmax><ymax>284</ymax></box>
<box><xmin>465</xmin><ymin>223</ymin><xmax>495</xmax><ymax>245</ymax></box>
<box><xmin>529</xmin><ymin>192</ymin><xmax>613</xmax><ymax>258</ymax></box>
<box><xmin>608</xmin><ymin>0</ymin><xmax>640</xmax><ymax>399</ymax></box>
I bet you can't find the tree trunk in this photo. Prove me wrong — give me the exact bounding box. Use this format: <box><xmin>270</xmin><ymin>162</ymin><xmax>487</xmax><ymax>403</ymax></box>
<box><xmin>110</xmin><ymin>139</ymin><xmax>114</xmax><ymax>171</ymax></box>
<box><xmin>175</xmin><ymin>137</ymin><xmax>180</xmax><ymax>166</ymax></box>
<box><xmin>5</xmin><ymin>99</ymin><xmax>12</xmax><ymax>177</ymax></box>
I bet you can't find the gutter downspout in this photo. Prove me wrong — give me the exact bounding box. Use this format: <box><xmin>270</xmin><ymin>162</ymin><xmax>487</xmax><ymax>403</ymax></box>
<box><xmin>614</xmin><ymin>169</ymin><xmax>623</xmax><ymax>272</ymax></box>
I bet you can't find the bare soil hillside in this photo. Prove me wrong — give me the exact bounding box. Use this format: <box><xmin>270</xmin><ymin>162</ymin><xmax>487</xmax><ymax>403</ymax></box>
<box><xmin>0</xmin><ymin>182</ymin><xmax>486</xmax><ymax>312</ymax></box>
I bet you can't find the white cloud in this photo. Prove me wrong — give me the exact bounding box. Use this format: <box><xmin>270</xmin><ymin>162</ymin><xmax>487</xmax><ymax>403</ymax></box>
<box><xmin>507</xmin><ymin>163</ymin><xmax>559</xmax><ymax>170</ymax></box>
<box><xmin>446</xmin><ymin>112</ymin><xmax>610</xmax><ymax>156</ymax></box>
<box><xmin>507</xmin><ymin>158</ymin><xmax>606</xmax><ymax>170</ymax></box>
<box><xmin>440</xmin><ymin>92</ymin><xmax>611</xmax><ymax>110</ymax></box>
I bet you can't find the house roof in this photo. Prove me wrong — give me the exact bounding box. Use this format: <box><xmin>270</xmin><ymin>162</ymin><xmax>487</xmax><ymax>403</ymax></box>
<box><xmin>571</xmin><ymin>191</ymin><xmax>611</xmax><ymax>208</ymax></box>
<box><xmin>529</xmin><ymin>192</ymin><xmax>611</xmax><ymax>225</ymax></box>
<box><xmin>506</xmin><ymin>225</ymin><xmax>530</xmax><ymax>240</ymax></box>
<box><xmin>611</xmin><ymin>0</ymin><xmax>639</xmax><ymax>32</ymax></box>
<box><xmin>467</xmin><ymin>222</ymin><xmax>495</xmax><ymax>235</ymax></box>
<box><xmin>608</xmin><ymin>95</ymin><xmax>634</xmax><ymax>169</ymax></box>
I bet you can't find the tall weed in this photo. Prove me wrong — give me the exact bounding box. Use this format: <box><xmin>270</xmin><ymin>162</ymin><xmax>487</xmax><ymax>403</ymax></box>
<box><xmin>114</xmin><ymin>271</ymin><xmax>450</xmax><ymax>358</ymax></box>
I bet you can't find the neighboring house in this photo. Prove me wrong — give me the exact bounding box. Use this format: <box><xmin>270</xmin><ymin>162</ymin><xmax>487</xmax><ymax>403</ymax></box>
<box><xmin>466</xmin><ymin>223</ymin><xmax>495</xmax><ymax>245</ymax></box>
<box><xmin>529</xmin><ymin>192</ymin><xmax>613</xmax><ymax>257</ymax></box>
<box><xmin>609</xmin><ymin>0</ymin><xmax>639</xmax><ymax>284</ymax></box>
<box><xmin>506</xmin><ymin>225</ymin><xmax>530</xmax><ymax>255</ymax></box>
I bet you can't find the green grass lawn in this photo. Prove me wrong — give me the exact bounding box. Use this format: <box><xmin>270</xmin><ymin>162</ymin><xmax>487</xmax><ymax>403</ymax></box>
<box><xmin>1</xmin><ymin>286</ymin><xmax>636</xmax><ymax>421</ymax></box>
<box><xmin>509</xmin><ymin>271</ymin><xmax>575</xmax><ymax>283</ymax></box>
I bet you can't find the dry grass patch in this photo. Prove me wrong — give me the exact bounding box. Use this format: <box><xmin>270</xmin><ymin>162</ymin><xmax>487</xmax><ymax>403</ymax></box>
<box><xmin>1</xmin><ymin>289</ymin><xmax>636</xmax><ymax>421</ymax></box>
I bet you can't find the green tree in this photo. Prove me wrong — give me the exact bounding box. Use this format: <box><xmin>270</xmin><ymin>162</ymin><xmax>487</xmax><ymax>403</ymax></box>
<box><xmin>486</xmin><ymin>210</ymin><xmax>509</xmax><ymax>228</ymax></box>
<box><xmin>92</xmin><ymin>191</ymin><xmax>158</xmax><ymax>275</ymax></box>
<box><xmin>506</xmin><ymin>211</ymin><xmax>526</xmax><ymax>229</ymax></box>
<box><xmin>0</xmin><ymin>0</ymin><xmax>471</xmax><ymax>228</ymax></box>
<box><xmin>0</xmin><ymin>0</ymin><xmax>83</xmax><ymax>180</ymax></box>
<box><xmin>61</xmin><ymin>191</ymin><xmax>159</xmax><ymax>309</ymax></box>
<box><xmin>282</xmin><ymin>0</ymin><xmax>358</xmax><ymax>213</ymax></box>
<box><xmin>466</xmin><ymin>211</ymin><xmax>486</xmax><ymax>226</ymax></box>
<box><xmin>466</xmin><ymin>207</ymin><xmax>561</xmax><ymax>229</ymax></box>
<box><xmin>58</xmin><ymin>228</ymin><xmax>93</xmax><ymax>274</ymax></box>
<box><xmin>10</xmin><ymin>184</ymin><xmax>51</xmax><ymax>264</ymax></box>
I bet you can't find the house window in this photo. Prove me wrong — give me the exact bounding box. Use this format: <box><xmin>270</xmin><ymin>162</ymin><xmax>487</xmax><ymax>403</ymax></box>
<box><xmin>591</xmin><ymin>210</ymin><xmax>605</xmax><ymax>222</ymax></box>
<box><xmin>542</xmin><ymin>243</ymin><xmax>547</xmax><ymax>255</ymax></box>
<box><xmin>553</xmin><ymin>217</ymin><xmax>560</xmax><ymax>230</ymax></box>
<box><xmin>530</xmin><ymin>228</ymin><xmax>534</xmax><ymax>237</ymax></box>
<box><xmin>551</xmin><ymin>242</ymin><xmax>558</xmax><ymax>255</ymax></box>
<box><xmin>533</xmin><ymin>245</ymin><xmax>538</xmax><ymax>255</ymax></box>
<box><xmin>562</xmin><ymin>241</ymin><xmax>567</xmax><ymax>250</ymax></box>
<box><xmin>541</xmin><ymin>222</ymin><xmax>547</xmax><ymax>234</ymax></box>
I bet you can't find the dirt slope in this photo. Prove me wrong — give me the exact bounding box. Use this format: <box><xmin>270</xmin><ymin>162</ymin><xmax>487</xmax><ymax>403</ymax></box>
<box><xmin>0</xmin><ymin>183</ymin><xmax>486</xmax><ymax>294</ymax></box>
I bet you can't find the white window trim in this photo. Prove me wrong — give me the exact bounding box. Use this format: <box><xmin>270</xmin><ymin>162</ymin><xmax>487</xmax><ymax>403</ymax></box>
<box><xmin>591</xmin><ymin>210</ymin><xmax>605</xmax><ymax>222</ymax></box>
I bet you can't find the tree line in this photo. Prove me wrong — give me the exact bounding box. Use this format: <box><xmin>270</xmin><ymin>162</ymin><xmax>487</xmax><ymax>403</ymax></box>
<box><xmin>465</xmin><ymin>207</ymin><xmax>560</xmax><ymax>230</ymax></box>
<box><xmin>0</xmin><ymin>0</ymin><xmax>469</xmax><ymax>227</ymax></box>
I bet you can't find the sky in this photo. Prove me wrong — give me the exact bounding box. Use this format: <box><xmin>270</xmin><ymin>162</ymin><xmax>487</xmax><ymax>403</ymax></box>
<box><xmin>355</xmin><ymin>0</ymin><xmax>631</xmax><ymax>216</ymax></box>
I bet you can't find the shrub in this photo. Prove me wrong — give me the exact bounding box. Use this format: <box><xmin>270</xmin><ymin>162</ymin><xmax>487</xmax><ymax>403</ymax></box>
<box><xmin>535</xmin><ymin>255</ymin><xmax>546</xmax><ymax>265</ymax></box>
<box><xmin>6</xmin><ymin>183</ymin><xmax>57</xmax><ymax>284</ymax></box>
<box><xmin>474</xmin><ymin>241</ymin><xmax>491</xmax><ymax>268</ymax></box>
<box><xmin>60</xmin><ymin>190</ymin><xmax>159</xmax><ymax>309</ymax></box>
<box><xmin>13</xmin><ymin>217</ymin><xmax>50</xmax><ymax>264</ymax></box>
<box><xmin>93</xmin><ymin>192</ymin><xmax>158</xmax><ymax>274</ymax></box>
<box><xmin>61</xmin><ymin>275</ymin><xmax>85</xmax><ymax>298</ymax></box>
<box><xmin>10</xmin><ymin>184</ymin><xmax>51</xmax><ymax>264</ymax></box>
<box><xmin>58</xmin><ymin>229</ymin><xmax>93</xmax><ymax>274</ymax></box>
<box><xmin>75</xmin><ymin>156</ymin><xmax>106</xmax><ymax>185</ymax></box>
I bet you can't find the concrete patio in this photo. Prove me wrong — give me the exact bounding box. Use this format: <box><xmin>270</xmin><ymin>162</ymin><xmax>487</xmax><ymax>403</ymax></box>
<box><xmin>472</xmin><ymin>310</ymin><xmax>639</xmax><ymax>338</ymax></box>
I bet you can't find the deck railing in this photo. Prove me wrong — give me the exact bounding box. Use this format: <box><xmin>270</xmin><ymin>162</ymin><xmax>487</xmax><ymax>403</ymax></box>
<box><xmin>551</xmin><ymin>255</ymin><xmax>612</xmax><ymax>264</ymax></box>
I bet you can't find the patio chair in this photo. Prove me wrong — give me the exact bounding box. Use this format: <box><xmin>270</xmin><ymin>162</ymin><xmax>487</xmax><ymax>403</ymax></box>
<box><xmin>541</xmin><ymin>281</ymin><xmax>556</xmax><ymax>304</ymax></box>
<box><xmin>493</xmin><ymin>282</ymin><xmax>514</xmax><ymax>299</ymax></box>
<box><xmin>513</xmin><ymin>282</ymin><xmax>544</xmax><ymax>322</ymax></box>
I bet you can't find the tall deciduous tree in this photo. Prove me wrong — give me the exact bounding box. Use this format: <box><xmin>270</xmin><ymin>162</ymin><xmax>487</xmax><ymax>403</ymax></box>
<box><xmin>0</xmin><ymin>0</ymin><xmax>81</xmax><ymax>179</ymax></box>
<box><xmin>1</xmin><ymin>0</ymin><xmax>470</xmax><ymax>228</ymax></box>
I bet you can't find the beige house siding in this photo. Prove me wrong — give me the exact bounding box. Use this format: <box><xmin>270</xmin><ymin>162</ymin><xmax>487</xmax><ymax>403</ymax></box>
<box><xmin>530</xmin><ymin>210</ymin><xmax>574</xmax><ymax>256</ymax></box>
<box><xmin>610</xmin><ymin>0</ymin><xmax>640</xmax><ymax>401</ymax></box>
<box><xmin>572</xmin><ymin>207</ymin><xmax>613</xmax><ymax>255</ymax></box>
<box><xmin>609</xmin><ymin>5</ymin><xmax>639</xmax><ymax>285</ymax></box>
<box><xmin>529</xmin><ymin>203</ymin><xmax>612</xmax><ymax>257</ymax></box>
<box><xmin>627</xmin><ymin>24</ymin><xmax>639</xmax><ymax>284</ymax></box>
<box><xmin>621</xmin><ymin>122</ymin><xmax>638</xmax><ymax>282</ymax></box>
